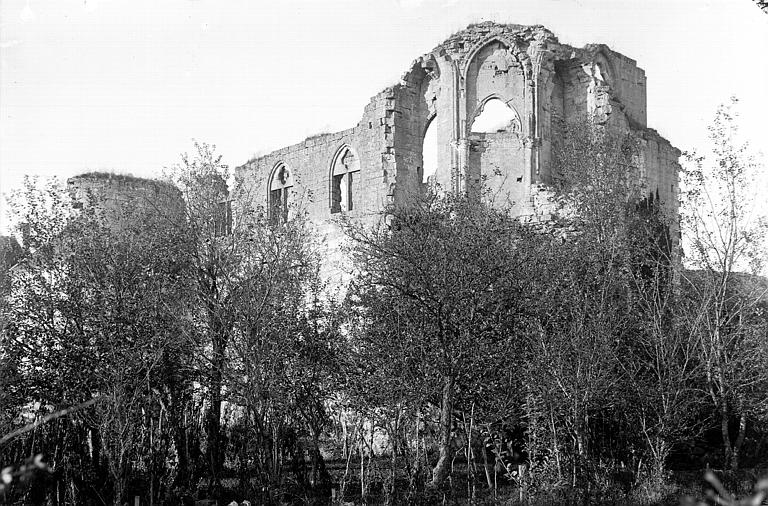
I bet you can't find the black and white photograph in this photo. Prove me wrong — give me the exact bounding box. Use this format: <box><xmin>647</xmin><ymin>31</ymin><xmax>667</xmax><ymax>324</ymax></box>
<box><xmin>1</xmin><ymin>1</ymin><xmax>767</xmax><ymax>504</ymax></box>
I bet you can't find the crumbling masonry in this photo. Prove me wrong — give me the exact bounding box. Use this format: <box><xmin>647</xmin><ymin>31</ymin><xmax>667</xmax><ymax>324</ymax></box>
<box><xmin>236</xmin><ymin>22</ymin><xmax>680</xmax><ymax>281</ymax></box>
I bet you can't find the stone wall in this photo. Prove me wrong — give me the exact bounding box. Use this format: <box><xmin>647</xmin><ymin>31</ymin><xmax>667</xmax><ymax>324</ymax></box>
<box><xmin>236</xmin><ymin>90</ymin><xmax>397</xmax><ymax>224</ymax></box>
<box><xmin>67</xmin><ymin>172</ymin><xmax>184</xmax><ymax>230</ymax></box>
<box><xmin>235</xmin><ymin>22</ymin><xmax>681</xmax><ymax>284</ymax></box>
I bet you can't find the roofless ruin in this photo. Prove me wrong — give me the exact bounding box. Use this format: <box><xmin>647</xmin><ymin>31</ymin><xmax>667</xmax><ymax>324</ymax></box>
<box><xmin>236</xmin><ymin>22</ymin><xmax>679</xmax><ymax>230</ymax></box>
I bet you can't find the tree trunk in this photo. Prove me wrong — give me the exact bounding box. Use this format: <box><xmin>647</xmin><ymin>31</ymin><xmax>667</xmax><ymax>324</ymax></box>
<box><xmin>720</xmin><ymin>400</ymin><xmax>733</xmax><ymax>466</ymax></box>
<box><xmin>168</xmin><ymin>384</ymin><xmax>190</xmax><ymax>490</ymax></box>
<box><xmin>206</xmin><ymin>329</ymin><xmax>225</xmax><ymax>491</ymax></box>
<box><xmin>431</xmin><ymin>374</ymin><xmax>454</xmax><ymax>487</ymax></box>
<box><xmin>387</xmin><ymin>435</ymin><xmax>397</xmax><ymax>505</ymax></box>
<box><xmin>310</xmin><ymin>427</ymin><xmax>329</xmax><ymax>490</ymax></box>
<box><xmin>574</xmin><ymin>421</ymin><xmax>588</xmax><ymax>485</ymax></box>
<box><xmin>730</xmin><ymin>412</ymin><xmax>746</xmax><ymax>471</ymax></box>
<box><xmin>387</xmin><ymin>410</ymin><xmax>401</xmax><ymax>505</ymax></box>
<box><xmin>89</xmin><ymin>426</ymin><xmax>107</xmax><ymax>487</ymax></box>
<box><xmin>649</xmin><ymin>436</ymin><xmax>669</xmax><ymax>485</ymax></box>
<box><xmin>359</xmin><ymin>430</ymin><xmax>366</xmax><ymax>499</ymax></box>
<box><xmin>550</xmin><ymin>410</ymin><xmax>562</xmax><ymax>481</ymax></box>
<box><xmin>171</xmin><ymin>418</ymin><xmax>190</xmax><ymax>489</ymax></box>
<box><xmin>481</xmin><ymin>433</ymin><xmax>493</xmax><ymax>490</ymax></box>
<box><xmin>112</xmin><ymin>472</ymin><xmax>125</xmax><ymax>506</ymax></box>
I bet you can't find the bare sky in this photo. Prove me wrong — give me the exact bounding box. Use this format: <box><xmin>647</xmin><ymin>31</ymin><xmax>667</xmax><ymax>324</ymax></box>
<box><xmin>1</xmin><ymin>0</ymin><xmax>766</xmax><ymax>232</ymax></box>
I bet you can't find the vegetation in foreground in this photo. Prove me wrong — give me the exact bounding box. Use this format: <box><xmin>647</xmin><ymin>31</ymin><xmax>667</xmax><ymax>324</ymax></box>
<box><xmin>1</xmin><ymin>103</ymin><xmax>766</xmax><ymax>505</ymax></box>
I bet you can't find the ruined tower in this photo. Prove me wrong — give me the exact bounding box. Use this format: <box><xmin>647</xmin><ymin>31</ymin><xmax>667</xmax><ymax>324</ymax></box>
<box><xmin>67</xmin><ymin>172</ymin><xmax>184</xmax><ymax>230</ymax></box>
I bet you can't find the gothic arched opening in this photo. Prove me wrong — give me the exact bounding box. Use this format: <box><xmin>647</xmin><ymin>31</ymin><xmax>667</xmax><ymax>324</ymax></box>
<box><xmin>421</xmin><ymin>116</ymin><xmax>438</xmax><ymax>185</ymax></box>
<box><xmin>330</xmin><ymin>146</ymin><xmax>360</xmax><ymax>214</ymax></box>
<box><xmin>269</xmin><ymin>162</ymin><xmax>293</xmax><ymax>224</ymax></box>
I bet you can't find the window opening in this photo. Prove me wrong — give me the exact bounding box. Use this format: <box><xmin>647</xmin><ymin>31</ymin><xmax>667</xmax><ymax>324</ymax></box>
<box><xmin>214</xmin><ymin>200</ymin><xmax>232</xmax><ymax>236</ymax></box>
<box><xmin>471</xmin><ymin>98</ymin><xmax>520</xmax><ymax>133</ymax></box>
<box><xmin>330</xmin><ymin>148</ymin><xmax>360</xmax><ymax>213</ymax></box>
<box><xmin>422</xmin><ymin>117</ymin><xmax>438</xmax><ymax>184</ymax></box>
<box><xmin>269</xmin><ymin>164</ymin><xmax>293</xmax><ymax>224</ymax></box>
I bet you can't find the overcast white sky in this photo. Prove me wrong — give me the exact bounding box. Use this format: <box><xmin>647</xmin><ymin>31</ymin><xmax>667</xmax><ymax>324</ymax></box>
<box><xmin>1</xmin><ymin>0</ymin><xmax>767</xmax><ymax>232</ymax></box>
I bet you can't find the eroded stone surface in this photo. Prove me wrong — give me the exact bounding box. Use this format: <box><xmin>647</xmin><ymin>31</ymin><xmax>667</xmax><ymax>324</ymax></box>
<box><xmin>67</xmin><ymin>172</ymin><xmax>184</xmax><ymax>230</ymax></box>
<box><xmin>235</xmin><ymin>22</ymin><xmax>681</xmax><ymax>287</ymax></box>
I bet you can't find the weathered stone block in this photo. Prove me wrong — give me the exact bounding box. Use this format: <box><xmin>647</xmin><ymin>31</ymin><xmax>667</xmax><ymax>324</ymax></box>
<box><xmin>234</xmin><ymin>22</ymin><xmax>680</xmax><ymax>287</ymax></box>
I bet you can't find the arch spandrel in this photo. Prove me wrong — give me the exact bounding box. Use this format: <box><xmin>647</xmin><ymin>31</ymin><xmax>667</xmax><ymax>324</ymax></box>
<box><xmin>462</xmin><ymin>36</ymin><xmax>531</xmax><ymax>82</ymax></box>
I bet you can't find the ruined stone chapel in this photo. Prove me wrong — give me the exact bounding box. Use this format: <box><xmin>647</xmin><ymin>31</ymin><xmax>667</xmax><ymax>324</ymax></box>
<box><xmin>236</xmin><ymin>22</ymin><xmax>680</xmax><ymax>277</ymax></box>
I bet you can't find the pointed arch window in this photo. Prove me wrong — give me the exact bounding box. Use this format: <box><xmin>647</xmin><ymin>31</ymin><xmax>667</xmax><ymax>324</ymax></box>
<box><xmin>269</xmin><ymin>163</ymin><xmax>293</xmax><ymax>224</ymax></box>
<box><xmin>330</xmin><ymin>147</ymin><xmax>360</xmax><ymax>214</ymax></box>
<box><xmin>214</xmin><ymin>200</ymin><xmax>232</xmax><ymax>236</ymax></box>
<box><xmin>470</xmin><ymin>98</ymin><xmax>521</xmax><ymax>133</ymax></box>
<box><xmin>592</xmin><ymin>52</ymin><xmax>613</xmax><ymax>86</ymax></box>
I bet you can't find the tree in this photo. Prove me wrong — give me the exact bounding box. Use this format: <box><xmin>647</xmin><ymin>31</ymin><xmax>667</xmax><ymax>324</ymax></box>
<box><xmin>224</xmin><ymin>211</ymin><xmax>341</xmax><ymax>498</ymax></box>
<box><xmin>523</xmin><ymin>119</ymin><xmax>701</xmax><ymax>495</ymax></box>
<box><xmin>0</xmin><ymin>215</ymin><xmax>24</xmax><ymax>481</ymax></box>
<box><xmin>532</xmin><ymin>121</ymin><xmax>640</xmax><ymax>487</ymax></box>
<box><xmin>524</xmin><ymin>232</ymin><xmax>627</xmax><ymax>492</ymax></box>
<box><xmin>1</xmin><ymin>177</ymin><xmax>100</xmax><ymax>504</ymax></box>
<box><xmin>168</xmin><ymin>140</ymin><xmax>338</xmax><ymax>500</ymax></box>
<box><xmin>619</xmin><ymin>201</ymin><xmax>706</xmax><ymax>488</ymax></box>
<box><xmin>2</xmin><ymin>152</ymin><xmax>333</xmax><ymax>503</ymax></box>
<box><xmin>346</xmin><ymin>191</ymin><xmax>538</xmax><ymax>488</ymax></box>
<box><xmin>680</xmin><ymin>98</ymin><xmax>768</xmax><ymax>470</ymax></box>
<box><xmin>552</xmin><ymin>119</ymin><xmax>643</xmax><ymax>244</ymax></box>
<box><xmin>2</xmin><ymin>175</ymin><xmax>190</xmax><ymax>505</ymax></box>
<box><xmin>166</xmin><ymin>141</ymin><xmax>243</xmax><ymax>490</ymax></box>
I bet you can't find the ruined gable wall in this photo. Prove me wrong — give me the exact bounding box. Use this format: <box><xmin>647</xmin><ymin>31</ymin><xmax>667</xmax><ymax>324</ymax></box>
<box><xmin>437</xmin><ymin>24</ymin><xmax>540</xmax><ymax>210</ymax></box>
<box><xmin>406</xmin><ymin>22</ymin><xmax>675</xmax><ymax>217</ymax></box>
<box><xmin>236</xmin><ymin>22</ymin><xmax>681</xmax><ymax>275</ymax></box>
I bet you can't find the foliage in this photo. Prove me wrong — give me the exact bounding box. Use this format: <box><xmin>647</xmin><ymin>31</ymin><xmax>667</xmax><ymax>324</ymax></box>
<box><xmin>1</xmin><ymin>101</ymin><xmax>766</xmax><ymax>504</ymax></box>
<box><xmin>0</xmin><ymin>144</ymin><xmax>339</xmax><ymax>505</ymax></box>
<box><xmin>680</xmin><ymin>97</ymin><xmax>768</xmax><ymax>471</ymax></box>
<box><xmin>345</xmin><ymin>190</ymin><xmax>545</xmax><ymax>493</ymax></box>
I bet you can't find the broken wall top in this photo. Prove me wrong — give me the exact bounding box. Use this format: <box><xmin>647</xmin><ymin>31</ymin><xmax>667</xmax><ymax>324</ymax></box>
<box><xmin>402</xmin><ymin>21</ymin><xmax>649</xmax><ymax>129</ymax></box>
<box><xmin>240</xmin><ymin>22</ymin><xmax>655</xmax><ymax>171</ymax></box>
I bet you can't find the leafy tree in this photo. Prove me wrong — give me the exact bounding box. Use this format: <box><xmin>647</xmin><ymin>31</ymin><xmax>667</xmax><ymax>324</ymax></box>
<box><xmin>225</xmin><ymin>212</ymin><xmax>341</xmax><ymax>498</ymax></box>
<box><xmin>680</xmin><ymin>98</ymin><xmax>768</xmax><ymax>470</ymax></box>
<box><xmin>346</xmin><ymin>191</ymin><xmax>538</xmax><ymax>488</ymax></box>
<box><xmin>167</xmin><ymin>141</ymin><xmax>340</xmax><ymax>501</ymax></box>
<box><xmin>552</xmin><ymin>120</ymin><xmax>643</xmax><ymax>243</ymax></box>
<box><xmin>524</xmin><ymin>232</ymin><xmax>627</xmax><ymax>491</ymax></box>
<box><xmin>2</xmin><ymin>176</ymin><xmax>190</xmax><ymax>505</ymax></box>
<box><xmin>525</xmin><ymin>120</ymin><xmax>700</xmax><ymax>495</ymax></box>
<box><xmin>620</xmin><ymin>202</ymin><xmax>706</xmax><ymax>488</ymax></box>
<box><xmin>166</xmin><ymin>141</ymin><xmax>244</xmax><ymax>489</ymax></box>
